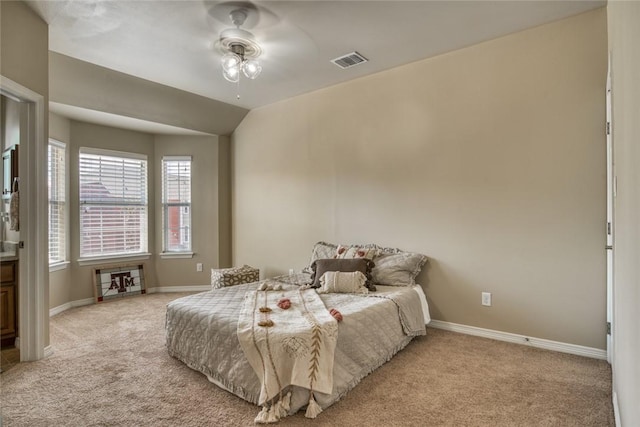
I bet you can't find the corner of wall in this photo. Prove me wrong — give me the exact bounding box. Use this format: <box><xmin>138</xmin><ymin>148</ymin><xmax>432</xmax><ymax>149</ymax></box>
<box><xmin>218</xmin><ymin>135</ymin><xmax>232</xmax><ymax>267</ymax></box>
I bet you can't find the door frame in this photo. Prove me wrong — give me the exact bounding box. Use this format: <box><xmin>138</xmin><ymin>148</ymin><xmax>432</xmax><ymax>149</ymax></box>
<box><xmin>605</xmin><ymin>58</ymin><xmax>614</xmax><ymax>364</ymax></box>
<box><xmin>1</xmin><ymin>75</ymin><xmax>48</xmax><ymax>361</ymax></box>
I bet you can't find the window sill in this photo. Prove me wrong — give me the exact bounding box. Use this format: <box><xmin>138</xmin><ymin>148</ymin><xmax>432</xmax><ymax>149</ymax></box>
<box><xmin>159</xmin><ymin>252</ymin><xmax>194</xmax><ymax>259</ymax></box>
<box><xmin>78</xmin><ymin>253</ymin><xmax>151</xmax><ymax>266</ymax></box>
<box><xmin>49</xmin><ymin>261</ymin><xmax>70</xmax><ymax>272</ymax></box>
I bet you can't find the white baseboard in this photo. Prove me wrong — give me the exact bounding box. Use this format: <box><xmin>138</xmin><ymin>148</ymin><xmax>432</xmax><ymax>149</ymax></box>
<box><xmin>49</xmin><ymin>297</ymin><xmax>95</xmax><ymax>317</ymax></box>
<box><xmin>428</xmin><ymin>320</ymin><xmax>607</xmax><ymax>360</ymax></box>
<box><xmin>49</xmin><ymin>286</ymin><xmax>208</xmax><ymax>317</ymax></box>
<box><xmin>612</xmin><ymin>391</ymin><xmax>621</xmax><ymax>427</ymax></box>
<box><xmin>146</xmin><ymin>285</ymin><xmax>210</xmax><ymax>293</ymax></box>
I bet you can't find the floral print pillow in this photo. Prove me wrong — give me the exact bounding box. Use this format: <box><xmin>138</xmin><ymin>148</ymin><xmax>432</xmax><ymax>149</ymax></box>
<box><xmin>335</xmin><ymin>245</ymin><xmax>378</xmax><ymax>260</ymax></box>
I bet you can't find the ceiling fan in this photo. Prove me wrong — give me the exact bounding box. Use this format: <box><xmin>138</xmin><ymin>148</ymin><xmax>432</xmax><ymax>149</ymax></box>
<box><xmin>212</xmin><ymin>2</ymin><xmax>264</xmax><ymax>83</ymax></box>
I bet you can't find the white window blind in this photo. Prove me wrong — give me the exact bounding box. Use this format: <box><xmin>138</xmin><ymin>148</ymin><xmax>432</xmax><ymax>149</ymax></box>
<box><xmin>48</xmin><ymin>140</ymin><xmax>66</xmax><ymax>264</ymax></box>
<box><xmin>162</xmin><ymin>156</ymin><xmax>192</xmax><ymax>252</ymax></box>
<box><xmin>79</xmin><ymin>149</ymin><xmax>148</xmax><ymax>258</ymax></box>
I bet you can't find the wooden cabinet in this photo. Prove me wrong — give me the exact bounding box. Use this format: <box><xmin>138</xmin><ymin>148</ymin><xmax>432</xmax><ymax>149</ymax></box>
<box><xmin>1</xmin><ymin>260</ymin><xmax>18</xmax><ymax>344</ymax></box>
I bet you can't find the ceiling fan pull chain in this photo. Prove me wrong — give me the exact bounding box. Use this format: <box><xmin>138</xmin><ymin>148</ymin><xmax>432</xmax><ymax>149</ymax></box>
<box><xmin>237</xmin><ymin>78</ymin><xmax>241</xmax><ymax>100</ymax></box>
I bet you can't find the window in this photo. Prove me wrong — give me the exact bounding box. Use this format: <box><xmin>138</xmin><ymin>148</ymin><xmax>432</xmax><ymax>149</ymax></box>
<box><xmin>162</xmin><ymin>156</ymin><xmax>192</xmax><ymax>253</ymax></box>
<box><xmin>79</xmin><ymin>148</ymin><xmax>148</xmax><ymax>258</ymax></box>
<box><xmin>48</xmin><ymin>140</ymin><xmax>66</xmax><ymax>264</ymax></box>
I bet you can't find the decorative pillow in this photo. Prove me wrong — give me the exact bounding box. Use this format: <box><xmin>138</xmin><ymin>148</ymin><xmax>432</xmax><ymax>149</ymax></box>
<box><xmin>211</xmin><ymin>265</ymin><xmax>259</xmax><ymax>289</ymax></box>
<box><xmin>310</xmin><ymin>258</ymin><xmax>375</xmax><ymax>291</ymax></box>
<box><xmin>305</xmin><ymin>241</ymin><xmax>426</xmax><ymax>287</ymax></box>
<box><xmin>335</xmin><ymin>244</ymin><xmax>378</xmax><ymax>260</ymax></box>
<box><xmin>305</xmin><ymin>241</ymin><xmax>380</xmax><ymax>273</ymax></box>
<box><xmin>317</xmin><ymin>271</ymin><xmax>368</xmax><ymax>294</ymax></box>
<box><xmin>370</xmin><ymin>249</ymin><xmax>427</xmax><ymax>286</ymax></box>
<box><xmin>304</xmin><ymin>241</ymin><xmax>338</xmax><ymax>273</ymax></box>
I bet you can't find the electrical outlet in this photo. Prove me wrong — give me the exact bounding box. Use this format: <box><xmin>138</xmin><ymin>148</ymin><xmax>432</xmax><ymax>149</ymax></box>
<box><xmin>481</xmin><ymin>292</ymin><xmax>492</xmax><ymax>306</ymax></box>
<box><xmin>196</xmin><ymin>263</ymin><xmax>203</xmax><ymax>272</ymax></box>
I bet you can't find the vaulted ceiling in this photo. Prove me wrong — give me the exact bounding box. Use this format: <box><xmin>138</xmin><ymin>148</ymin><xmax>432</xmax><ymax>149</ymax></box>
<box><xmin>27</xmin><ymin>1</ymin><xmax>605</xmax><ymax>133</ymax></box>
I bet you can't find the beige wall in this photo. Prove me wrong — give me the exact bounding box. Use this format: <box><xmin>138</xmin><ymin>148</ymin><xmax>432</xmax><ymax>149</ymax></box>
<box><xmin>48</xmin><ymin>113</ymin><xmax>72</xmax><ymax>309</ymax></box>
<box><xmin>608</xmin><ymin>1</ymin><xmax>640</xmax><ymax>424</ymax></box>
<box><xmin>50</xmin><ymin>52</ymin><xmax>248</xmax><ymax>136</ymax></box>
<box><xmin>218</xmin><ymin>135</ymin><xmax>232</xmax><ymax>268</ymax></box>
<box><xmin>49</xmin><ymin>112</ymin><xmax>71</xmax><ymax>143</ymax></box>
<box><xmin>1</xmin><ymin>1</ymin><xmax>49</xmax><ymax>97</ymax></box>
<box><xmin>232</xmin><ymin>10</ymin><xmax>608</xmax><ymax>349</ymax></box>
<box><xmin>153</xmin><ymin>135</ymin><xmax>226</xmax><ymax>285</ymax></box>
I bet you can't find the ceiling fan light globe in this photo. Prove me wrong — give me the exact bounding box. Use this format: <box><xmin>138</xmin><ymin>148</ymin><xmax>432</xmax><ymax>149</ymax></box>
<box><xmin>221</xmin><ymin>52</ymin><xmax>241</xmax><ymax>72</ymax></box>
<box><xmin>223</xmin><ymin>66</ymin><xmax>240</xmax><ymax>83</ymax></box>
<box><xmin>242</xmin><ymin>59</ymin><xmax>262</xmax><ymax>79</ymax></box>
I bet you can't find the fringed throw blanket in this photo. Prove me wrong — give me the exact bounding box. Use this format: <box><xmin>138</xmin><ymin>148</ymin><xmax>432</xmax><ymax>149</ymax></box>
<box><xmin>237</xmin><ymin>289</ymin><xmax>338</xmax><ymax>423</ymax></box>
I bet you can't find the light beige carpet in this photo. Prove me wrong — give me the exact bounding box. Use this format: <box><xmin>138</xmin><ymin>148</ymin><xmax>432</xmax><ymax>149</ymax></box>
<box><xmin>0</xmin><ymin>293</ymin><xmax>613</xmax><ymax>426</ymax></box>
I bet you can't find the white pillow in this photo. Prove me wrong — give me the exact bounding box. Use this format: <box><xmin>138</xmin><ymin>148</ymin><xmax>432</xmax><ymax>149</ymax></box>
<box><xmin>317</xmin><ymin>271</ymin><xmax>369</xmax><ymax>294</ymax></box>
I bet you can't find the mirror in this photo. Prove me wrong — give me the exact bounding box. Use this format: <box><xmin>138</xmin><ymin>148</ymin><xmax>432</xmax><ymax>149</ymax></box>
<box><xmin>2</xmin><ymin>146</ymin><xmax>18</xmax><ymax>200</ymax></box>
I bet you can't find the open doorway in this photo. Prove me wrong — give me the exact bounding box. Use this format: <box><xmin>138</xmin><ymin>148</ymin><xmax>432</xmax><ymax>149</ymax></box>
<box><xmin>0</xmin><ymin>75</ymin><xmax>48</xmax><ymax>363</ymax></box>
<box><xmin>0</xmin><ymin>93</ymin><xmax>23</xmax><ymax>370</ymax></box>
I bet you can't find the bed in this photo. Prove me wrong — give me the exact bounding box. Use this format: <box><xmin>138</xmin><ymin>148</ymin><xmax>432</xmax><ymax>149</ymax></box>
<box><xmin>165</xmin><ymin>243</ymin><xmax>430</xmax><ymax>422</ymax></box>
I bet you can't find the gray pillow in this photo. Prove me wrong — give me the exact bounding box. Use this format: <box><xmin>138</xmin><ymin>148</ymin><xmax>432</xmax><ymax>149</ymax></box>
<box><xmin>370</xmin><ymin>250</ymin><xmax>427</xmax><ymax>286</ymax></box>
<box><xmin>310</xmin><ymin>258</ymin><xmax>376</xmax><ymax>291</ymax></box>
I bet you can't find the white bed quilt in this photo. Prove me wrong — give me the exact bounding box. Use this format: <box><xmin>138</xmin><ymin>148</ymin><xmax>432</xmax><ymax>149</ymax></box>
<box><xmin>165</xmin><ymin>277</ymin><xmax>427</xmax><ymax>419</ymax></box>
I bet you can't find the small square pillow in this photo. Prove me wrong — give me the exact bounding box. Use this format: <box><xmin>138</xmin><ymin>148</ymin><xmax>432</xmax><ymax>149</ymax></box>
<box><xmin>211</xmin><ymin>265</ymin><xmax>259</xmax><ymax>289</ymax></box>
<box><xmin>335</xmin><ymin>244</ymin><xmax>378</xmax><ymax>260</ymax></box>
<box><xmin>317</xmin><ymin>271</ymin><xmax>368</xmax><ymax>294</ymax></box>
<box><xmin>310</xmin><ymin>258</ymin><xmax>375</xmax><ymax>290</ymax></box>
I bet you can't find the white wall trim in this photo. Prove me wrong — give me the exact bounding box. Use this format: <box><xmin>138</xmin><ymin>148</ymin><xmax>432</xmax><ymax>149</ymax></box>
<box><xmin>44</xmin><ymin>346</ymin><xmax>54</xmax><ymax>358</ymax></box>
<box><xmin>159</xmin><ymin>252</ymin><xmax>195</xmax><ymax>259</ymax></box>
<box><xmin>49</xmin><ymin>261</ymin><xmax>70</xmax><ymax>272</ymax></box>
<box><xmin>612</xmin><ymin>391</ymin><xmax>621</xmax><ymax>427</ymax></box>
<box><xmin>77</xmin><ymin>252</ymin><xmax>151</xmax><ymax>266</ymax></box>
<box><xmin>49</xmin><ymin>287</ymin><xmax>208</xmax><ymax>317</ymax></box>
<box><xmin>1</xmin><ymin>75</ymin><xmax>48</xmax><ymax>362</ymax></box>
<box><xmin>49</xmin><ymin>297</ymin><xmax>95</xmax><ymax>317</ymax></box>
<box><xmin>429</xmin><ymin>320</ymin><xmax>607</xmax><ymax>360</ymax></box>
<box><xmin>146</xmin><ymin>285</ymin><xmax>210</xmax><ymax>293</ymax></box>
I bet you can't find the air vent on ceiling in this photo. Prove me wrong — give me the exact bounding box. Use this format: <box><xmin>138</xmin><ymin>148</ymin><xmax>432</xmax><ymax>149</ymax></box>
<box><xmin>331</xmin><ymin>51</ymin><xmax>368</xmax><ymax>69</ymax></box>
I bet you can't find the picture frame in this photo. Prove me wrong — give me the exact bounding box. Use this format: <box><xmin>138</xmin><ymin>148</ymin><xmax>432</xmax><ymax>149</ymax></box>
<box><xmin>93</xmin><ymin>263</ymin><xmax>146</xmax><ymax>303</ymax></box>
